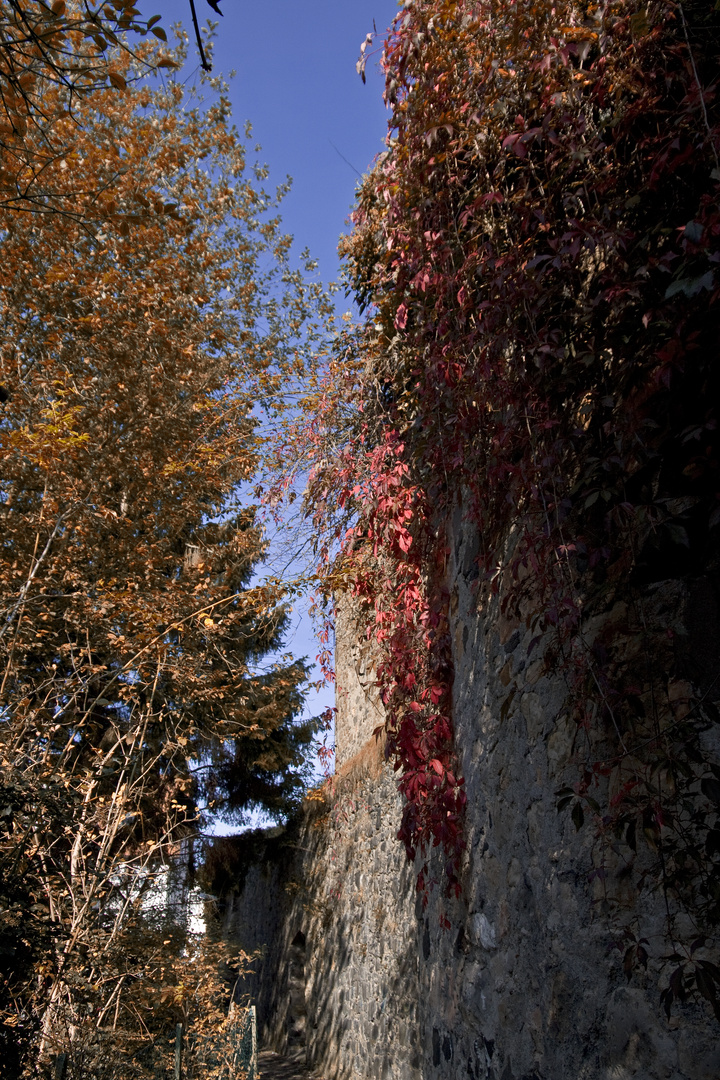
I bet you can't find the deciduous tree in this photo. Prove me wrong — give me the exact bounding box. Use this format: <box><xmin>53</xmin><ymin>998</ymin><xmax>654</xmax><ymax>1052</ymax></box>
<box><xmin>0</xmin><ymin>0</ymin><xmax>229</xmax><ymax>222</ymax></box>
<box><xmin>0</xmin><ymin>31</ymin><xmax>328</xmax><ymax>1075</ymax></box>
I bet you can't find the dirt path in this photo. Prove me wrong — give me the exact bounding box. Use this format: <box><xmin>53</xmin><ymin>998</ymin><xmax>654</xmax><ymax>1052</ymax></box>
<box><xmin>257</xmin><ymin>1049</ymin><xmax>325</xmax><ymax>1079</ymax></box>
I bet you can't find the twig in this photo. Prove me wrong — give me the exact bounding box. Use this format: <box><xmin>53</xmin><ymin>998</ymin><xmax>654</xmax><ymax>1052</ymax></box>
<box><xmin>0</xmin><ymin>510</ymin><xmax>71</xmax><ymax>644</ymax></box>
<box><xmin>188</xmin><ymin>0</ymin><xmax>211</xmax><ymax>72</ymax></box>
<box><xmin>677</xmin><ymin>1</ymin><xmax>720</xmax><ymax>172</ymax></box>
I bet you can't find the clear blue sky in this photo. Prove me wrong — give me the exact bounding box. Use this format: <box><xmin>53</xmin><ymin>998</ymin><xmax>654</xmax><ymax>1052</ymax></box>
<box><xmin>152</xmin><ymin>0</ymin><xmax>400</xmax><ymax>287</ymax></box>
<box><xmin>148</xmin><ymin>0</ymin><xmax>400</xmax><ymax>791</ymax></box>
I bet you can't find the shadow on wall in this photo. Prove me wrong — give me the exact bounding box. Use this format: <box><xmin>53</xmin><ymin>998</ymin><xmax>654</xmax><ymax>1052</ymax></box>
<box><xmin>288</xmin><ymin>931</ymin><xmax>306</xmax><ymax>1053</ymax></box>
<box><xmin>207</xmin><ymin>541</ymin><xmax>720</xmax><ymax>1080</ymax></box>
<box><xmin>210</xmin><ymin>822</ymin><xmax>322</xmax><ymax>1062</ymax></box>
<box><xmin>306</xmin><ymin>904</ymin><xmax>422</xmax><ymax>1080</ymax></box>
<box><xmin>211</xmin><ymin>745</ymin><xmax>424</xmax><ymax>1080</ymax></box>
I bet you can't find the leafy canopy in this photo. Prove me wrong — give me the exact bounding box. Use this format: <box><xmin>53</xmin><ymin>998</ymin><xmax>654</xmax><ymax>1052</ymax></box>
<box><xmin>0</xmin><ymin>27</ymin><xmax>332</xmax><ymax>1073</ymax></box>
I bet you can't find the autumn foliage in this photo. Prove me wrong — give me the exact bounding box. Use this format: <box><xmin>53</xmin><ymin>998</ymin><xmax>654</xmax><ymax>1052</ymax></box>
<box><xmin>0</xmin><ymin>23</ymin><xmax>327</xmax><ymax>1076</ymax></box>
<box><xmin>3</xmin><ymin>0</ymin><xmax>720</xmax><ymax>1055</ymax></box>
<box><xmin>289</xmin><ymin>0</ymin><xmax>720</xmax><ymax>1012</ymax></box>
<box><xmin>0</xmin><ymin>0</ymin><xmax>177</xmax><ymax>215</ymax></box>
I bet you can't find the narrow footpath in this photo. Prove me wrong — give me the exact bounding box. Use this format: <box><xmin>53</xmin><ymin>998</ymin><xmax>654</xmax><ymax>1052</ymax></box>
<box><xmin>257</xmin><ymin>1050</ymin><xmax>325</xmax><ymax>1079</ymax></box>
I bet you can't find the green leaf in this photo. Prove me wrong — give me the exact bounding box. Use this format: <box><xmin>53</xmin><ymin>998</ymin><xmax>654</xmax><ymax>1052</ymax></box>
<box><xmin>629</xmin><ymin>10</ymin><xmax>649</xmax><ymax>34</ymax></box>
<box><xmin>683</xmin><ymin>220</ymin><xmax>703</xmax><ymax>243</ymax></box>
<box><xmin>705</xmin><ymin>829</ymin><xmax>720</xmax><ymax>857</ymax></box>
<box><xmin>701</xmin><ymin>778</ymin><xmax>720</xmax><ymax>805</ymax></box>
<box><xmin>665</xmin><ymin>271</ymin><xmax>714</xmax><ymax>299</ymax></box>
<box><xmin>664</xmin><ymin>522</ymin><xmax>690</xmax><ymax>547</ymax></box>
<box><xmin>696</xmin><ymin>966</ymin><xmax>718</xmax><ymax>1008</ymax></box>
<box><xmin>698</xmin><ymin>960</ymin><xmax>720</xmax><ymax>982</ymax></box>
<box><xmin>572</xmin><ymin>800</ymin><xmax>584</xmax><ymax>831</ymax></box>
<box><xmin>623</xmin><ymin>945</ymin><xmax>635</xmax><ymax>982</ymax></box>
<box><xmin>661</xmin><ymin>986</ymin><xmax>673</xmax><ymax>1019</ymax></box>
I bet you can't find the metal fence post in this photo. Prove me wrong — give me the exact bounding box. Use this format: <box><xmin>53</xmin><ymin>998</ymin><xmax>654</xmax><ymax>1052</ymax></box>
<box><xmin>174</xmin><ymin>1023</ymin><xmax>183</xmax><ymax>1080</ymax></box>
<box><xmin>248</xmin><ymin>1005</ymin><xmax>257</xmax><ymax>1080</ymax></box>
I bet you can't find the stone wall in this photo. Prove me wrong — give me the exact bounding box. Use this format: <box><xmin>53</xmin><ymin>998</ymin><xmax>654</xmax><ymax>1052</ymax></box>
<box><xmin>334</xmin><ymin>594</ymin><xmax>383</xmax><ymax>769</ymax></box>
<box><xmin>219</xmin><ymin>518</ymin><xmax>720</xmax><ymax>1080</ymax></box>
<box><xmin>221</xmin><ymin>739</ymin><xmax>420</xmax><ymax>1080</ymax></box>
<box><xmin>407</xmin><ymin>518</ymin><xmax>719</xmax><ymax>1080</ymax></box>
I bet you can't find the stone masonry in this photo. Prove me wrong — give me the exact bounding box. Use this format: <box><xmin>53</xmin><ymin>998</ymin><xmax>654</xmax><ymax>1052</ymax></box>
<box><xmin>220</xmin><ymin>517</ymin><xmax>720</xmax><ymax>1080</ymax></box>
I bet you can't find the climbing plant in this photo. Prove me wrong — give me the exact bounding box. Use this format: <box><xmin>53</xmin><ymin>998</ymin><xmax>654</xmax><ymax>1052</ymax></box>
<box><xmin>281</xmin><ymin>0</ymin><xmax>720</xmax><ymax>1015</ymax></box>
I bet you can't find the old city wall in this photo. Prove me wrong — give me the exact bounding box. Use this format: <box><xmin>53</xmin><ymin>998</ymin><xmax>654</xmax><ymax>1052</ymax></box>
<box><xmin>220</xmin><ymin>517</ymin><xmax>720</xmax><ymax>1080</ymax></box>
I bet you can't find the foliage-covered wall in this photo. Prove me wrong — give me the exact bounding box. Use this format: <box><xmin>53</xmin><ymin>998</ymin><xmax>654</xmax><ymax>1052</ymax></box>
<box><xmin>215</xmin><ymin>557</ymin><xmax>720</xmax><ymax>1079</ymax></box>
<box><xmin>288</xmin><ymin>0</ymin><xmax>720</xmax><ymax>1023</ymax></box>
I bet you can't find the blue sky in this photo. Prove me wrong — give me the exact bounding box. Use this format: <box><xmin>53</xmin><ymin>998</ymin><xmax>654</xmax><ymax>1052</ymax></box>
<box><xmin>152</xmin><ymin>0</ymin><xmax>400</xmax><ymax>285</ymax></box>
<box><xmin>148</xmin><ymin>0</ymin><xmax>400</xmax><ymax>791</ymax></box>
